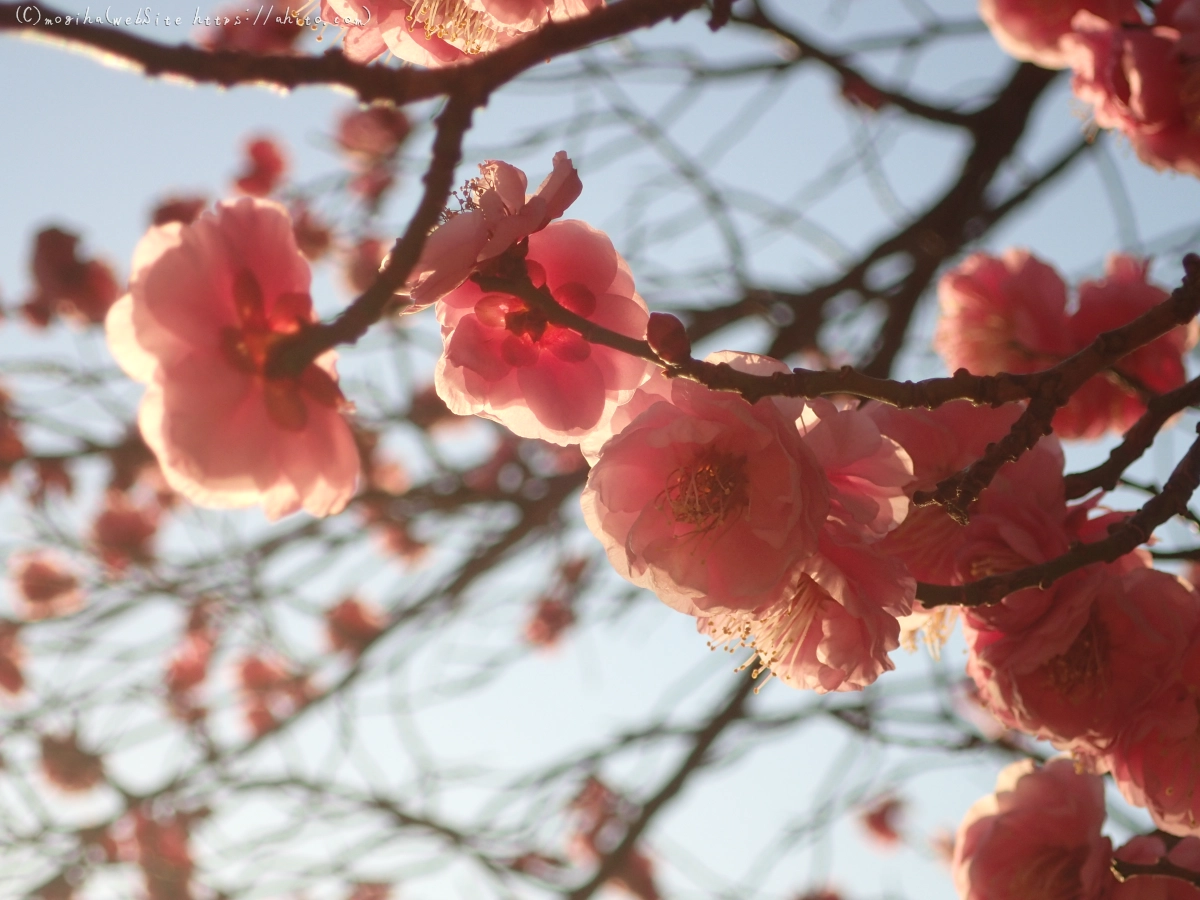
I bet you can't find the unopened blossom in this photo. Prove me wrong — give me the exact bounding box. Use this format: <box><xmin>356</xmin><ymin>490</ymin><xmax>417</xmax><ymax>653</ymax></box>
<box><xmin>105</xmin><ymin>198</ymin><xmax>360</xmax><ymax>519</ymax></box>
<box><xmin>860</xmin><ymin>795</ymin><xmax>904</xmax><ymax>848</ymax></box>
<box><xmin>323</xmin><ymin>0</ymin><xmax>601</xmax><ymax>67</ymax></box>
<box><xmin>291</xmin><ymin>205</ymin><xmax>334</xmax><ymax>262</ymax></box>
<box><xmin>40</xmin><ymin>732</ymin><xmax>105</xmax><ymax>793</ymax></box>
<box><xmin>234</xmin><ymin>137</ymin><xmax>288</xmax><ymax>197</ymax></box>
<box><xmin>407</xmin><ymin>152</ymin><xmax>582</xmax><ymax>310</ymax></box>
<box><xmin>1112</xmin><ymin>835</ymin><xmax>1200</xmax><ymax>898</ymax></box>
<box><xmin>22</xmin><ymin>226</ymin><xmax>120</xmax><ymax>327</ymax></box>
<box><xmin>435</xmin><ymin>219</ymin><xmax>653</xmax><ymax>444</ymax></box>
<box><xmin>524</xmin><ymin>596</ymin><xmax>575</xmax><ymax>647</ymax></box>
<box><xmin>582</xmin><ymin>368</ymin><xmax>828</xmax><ymax>615</ymax></box>
<box><xmin>325</xmin><ymin>596</ymin><xmax>385</xmax><ymax>656</ymax></box>
<box><xmin>1065</xmin><ymin>11</ymin><xmax>1200</xmax><ymax>177</ymax></box>
<box><xmin>10</xmin><ymin>551</ymin><xmax>84</xmax><ymax>621</ymax></box>
<box><xmin>968</xmin><ymin>567</ymin><xmax>1196</xmax><ymax>754</ymax></box>
<box><xmin>952</xmin><ymin>759</ymin><xmax>1112</xmax><ymax>900</ymax></box>
<box><xmin>979</xmin><ymin>0</ymin><xmax>1139</xmax><ymax>68</ymax></box>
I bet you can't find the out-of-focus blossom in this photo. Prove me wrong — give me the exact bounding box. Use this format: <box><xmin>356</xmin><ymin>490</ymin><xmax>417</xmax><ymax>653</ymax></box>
<box><xmin>292</xmin><ymin>205</ymin><xmax>334</xmax><ymax>262</ymax></box>
<box><xmin>326</xmin><ymin>596</ymin><xmax>386</xmax><ymax>656</ymax></box>
<box><xmin>0</xmin><ymin>622</ymin><xmax>24</xmax><ymax>696</ymax></box>
<box><xmin>524</xmin><ymin>596</ymin><xmax>575</xmax><ymax>647</ymax></box>
<box><xmin>10</xmin><ymin>551</ymin><xmax>84</xmax><ymax>621</ymax></box>
<box><xmin>343</xmin><ymin>237</ymin><xmax>388</xmax><ymax>295</ymax></box>
<box><xmin>237</xmin><ymin>652</ymin><xmax>314</xmax><ymax>736</ymax></box>
<box><xmin>979</xmin><ymin>0</ymin><xmax>1139</xmax><ymax>68</ymax></box>
<box><xmin>0</xmin><ymin>387</ymin><xmax>27</xmax><ymax>486</ymax></box>
<box><xmin>952</xmin><ymin>759</ymin><xmax>1112</xmax><ymax>900</ymax></box>
<box><xmin>22</xmin><ymin>226</ymin><xmax>120</xmax><ymax>327</ymax></box>
<box><xmin>105</xmin><ymin>198</ymin><xmax>360</xmax><ymax>519</ymax></box>
<box><xmin>91</xmin><ymin>490</ymin><xmax>160</xmax><ymax>572</ymax></box>
<box><xmin>436</xmin><ymin>219</ymin><xmax>652</xmax><ymax>444</ymax></box>
<box><xmin>133</xmin><ymin>807</ymin><xmax>196</xmax><ymax>900</ymax></box>
<box><xmin>337</xmin><ymin>104</ymin><xmax>411</xmax><ymax>165</ymax></box>
<box><xmin>40</xmin><ymin>732</ymin><xmax>105</xmax><ymax>793</ymax></box>
<box><xmin>860</xmin><ymin>794</ymin><xmax>905</xmax><ymax>848</ymax></box>
<box><xmin>198</xmin><ymin>7</ymin><xmax>305</xmax><ymax>53</ymax></box>
<box><xmin>150</xmin><ymin>196</ymin><xmax>207</xmax><ymax>228</ymax></box>
<box><xmin>234</xmin><ymin>137</ymin><xmax>288</xmax><ymax>197</ymax></box>
<box><xmin>1066</xmin><ymin>10</ymin><xmax>1200</xmax><ymax>177</ymax></box>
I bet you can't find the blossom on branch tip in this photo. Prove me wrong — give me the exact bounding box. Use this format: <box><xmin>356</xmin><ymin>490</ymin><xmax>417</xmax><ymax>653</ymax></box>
<box><xmin>105</xmin><ymin>198</ymin><xmax>360</xmax><ymax>520</ymax></box>
<box><xmin>323</xmin><ymin>0</ymin><xmax>602</xmax><ymax>67</ymax></box>
<box><xmin>406</xmin><ymin>152</ymin><xmax>582</xmax><ymax>311</ymax></box>
<box><xmin>435</xmin><ymin>219</ymin><xmax>652</xmax><ymax>444</ymax></box>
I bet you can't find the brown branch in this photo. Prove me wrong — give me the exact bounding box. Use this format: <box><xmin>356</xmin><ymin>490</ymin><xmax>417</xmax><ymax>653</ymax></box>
<box><xmin>916</xmin><ymin>424</ymin><xmax>1200</xmax><ymax>608</ymax></box>
<box><xmin>1064</xmin><ymin>374</ymin><xmax>1200</xmax><ymax>499</ymax></box>
<box><xmin>266</xmin><ymin>91</ymin><xmax>477</xmax><ymax>376</ymax></box>
<box><xmin>0</xmin><ymin>0</ymin><xmax>704</xmax><ymax>104</ymax></box>
<box><xmin>565</xmin><ymin>675</ymin><xmax>756</xmax><ymax>899</ymax></box>
<box><xmin>912</xmin><ymin>253</ymin><xmax>1200</xmax><ymax>523</ymax></box>
<box><xmin>1113</xmin><ymin>857</ymin><xmax>1200</xmax><ymax>889</ymax></box>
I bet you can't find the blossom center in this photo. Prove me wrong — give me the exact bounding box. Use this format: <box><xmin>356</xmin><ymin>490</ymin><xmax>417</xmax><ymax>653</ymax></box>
<box><xmin>408</xmin><ymin>0</ymin><xmax>502</xmax><ymax>54</ymax></box>
<box><xmin>1044</xmin><ymin>614</ymin><xmax>1109</xmax><ymax>696</ymax></box>
<box><xmin>662</xmin><ymin>451</ymin><xmax>748</xmax><ymax>532</ymax></box>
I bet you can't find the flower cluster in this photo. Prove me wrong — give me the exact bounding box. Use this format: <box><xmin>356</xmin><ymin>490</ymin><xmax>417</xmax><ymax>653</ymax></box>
<box><xmin>980</xmin><ymin>0</ymin><xmax>1200</xmax><ymax>177</ymax></box>
<box><xmin>936</xmin><ymin>250</ymin><xmax>1194</xmax><ymax>438</ymax></box>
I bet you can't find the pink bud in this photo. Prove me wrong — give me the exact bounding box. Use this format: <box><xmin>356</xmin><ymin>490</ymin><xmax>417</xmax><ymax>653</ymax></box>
<box><xmin>646</xmin><ymin>312</ymin><xmax>691</xmax><ymax>363</ymax></box>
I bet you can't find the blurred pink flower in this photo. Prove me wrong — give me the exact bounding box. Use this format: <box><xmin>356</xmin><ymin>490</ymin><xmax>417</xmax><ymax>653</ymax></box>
<box><xmin>1065</xmin><ymin>11</ymin><xmax>1200</xmax><ymax>176</ymax></box>
<box><xmin>233</xmin><ymin>136</ymin><xmax>287</xmax><ymax>197</ymax></box>
<box><xmin>952</xmin><ymin>759</ymin><xmax>1112</xmax><ymax>900</ymax></box>
<box><xmin>10</xmin><ymin>551</ymin><xmax>84</xmax><ymax>621</ymax></box>
<box><xmin>106</xmin><ymin>198</ymin><xmax>360</xmax><ymax>520</ymax></box>
<box><xmin>326</xmin><ymin>596</ymin><xmax>386</xmax><ymax>656</ymax></box>
<box><xmin>979</xmin><ymin>0</ymin><xmax>1139</xmax><ymax>68</ymax></box>
<box><xmin>435</xmin><ymin>219</ymin><xmax>651</xmax><ymax>444</ymax></box>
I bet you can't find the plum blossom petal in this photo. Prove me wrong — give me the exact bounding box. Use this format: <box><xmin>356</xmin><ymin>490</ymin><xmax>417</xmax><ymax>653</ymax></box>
<box><xmin>434</xmin><ymin>220</ymin><xmax>653</xmax><ymax>444</ymax></box>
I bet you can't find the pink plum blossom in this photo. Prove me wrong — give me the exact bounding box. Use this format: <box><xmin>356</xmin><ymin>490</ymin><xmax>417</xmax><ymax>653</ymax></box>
<box><xmin>435</xmin><ymin>219</ymin><xmax>652</xmax><ymax>444</ymax></box>
<box><xmin>1064</xmin><ymin>11</ymin><xmax>1200</xmax><ymax>177</ymax></box>
<box><xmin>936</xmin><ymin>251</ymin><xmax>1190</xmax><ymax>438</ymax></box>
<box><xmin>1106</xmin><ymin>641</ymin><xmax>1200</xmax><ymax>836</ymax></box>
<box><xmin>1057</xmin><ymin>255</ymin><xmax>1196</xmax><ymax>439</ymax></box>
<box><xmin>323</xmin><ymin>0</ymin><xmax>602</xmax><ymax>67</ymax></box>
<box><xmin>968</xmin><ymin>567</ymin><xmax>1196</xmax><ymax>755</ymax></box>
<box><xmin>979</xmin><ymin>0</ymin><xmax>1139</xmax><ymax>68</ymax></box>
<box><xmin>952</xmin><ymin>759</ymin><xmax>1113</xmax><ymax>900</ymax></box>
<box><xmin>581</xmin><ymin>367</ymin><xmax>830</xmax><ymax>616</ymax></box>
<box><xmin>105</xmin><ymin>198</ymin><xmax>360</xmax><ymax>520</ymax></box>
<box><xmin>406</xmin><ymin>153</ymin><xmax>582</xmax><ymax>311</ymax></box>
